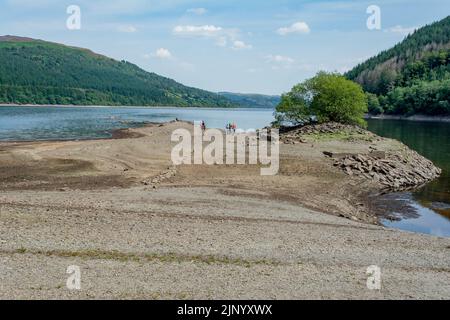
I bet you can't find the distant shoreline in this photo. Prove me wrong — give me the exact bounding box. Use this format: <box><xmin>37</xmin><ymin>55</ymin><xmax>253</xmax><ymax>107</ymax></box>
<box><xmin>0</xmin><ymin>104</ymin><xmax>229</xmax><ymax>109</ymax></box>
<box><xmin>0</xmin><ymin>104</ymin><xmax>274</xmax><ymax>110</ymax></box>
<box><xmin>366</xmin><ymin>114</ymin><xmax>450</xmax><ymax>123</ymax></box>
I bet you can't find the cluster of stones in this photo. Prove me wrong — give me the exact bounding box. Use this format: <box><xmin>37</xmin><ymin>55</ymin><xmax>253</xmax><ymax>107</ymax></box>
<box><xmin>278</xmin><ymin>122</ymin><xmax>441</xmax><ymax>192</ymax></box>
<box><xmin>280</xmin><ymin>122</ymin><xmax>371</xmax><ymax>144</ymax></box>
<box><xmin>332</xmin><ymin>151</ymin><xmax>442</xmax><ymax>191</ymax></box>
<box><xmin>142</xmin><ymin>166</ymin><xmax>177</xmax><ymax>186</ymax></box>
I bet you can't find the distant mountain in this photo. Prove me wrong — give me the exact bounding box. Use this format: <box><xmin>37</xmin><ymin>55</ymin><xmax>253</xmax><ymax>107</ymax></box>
<box><xmin>346</xmin><ymin>16</ymin><xmax>450</xmax><ymax>116</ymax></box>
<box><xmin>219</xmin><ymin>92</ymin><xmax>280</xmax><ymax>108</ymax></box>
<box><xmin>0</xmin><ymin>36</ymin><xmax>233</xmax><ymax>107</ymax></box>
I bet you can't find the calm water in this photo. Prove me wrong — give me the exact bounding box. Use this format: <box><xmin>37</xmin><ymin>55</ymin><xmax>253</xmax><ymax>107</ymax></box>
<box><xmin>0</xmin><ymin>106</ymin><xmax>274</xmax><ymax>141</ymax></box>
<box><xmin>367</xmin><ymin>119</ymin><xmax>450</xmax><ymax>237</ymax></box>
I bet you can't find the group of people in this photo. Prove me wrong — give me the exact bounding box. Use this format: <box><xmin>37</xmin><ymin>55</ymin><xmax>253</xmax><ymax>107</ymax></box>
<box><xmin>226</xmin><ymin>122</ymin><xmax>237</xmax><ymax>134</ymax></box>
<box><xmin>198</xmin><ymin>121</ymin><xmax>238</xmax><ymax>134</ymax></box>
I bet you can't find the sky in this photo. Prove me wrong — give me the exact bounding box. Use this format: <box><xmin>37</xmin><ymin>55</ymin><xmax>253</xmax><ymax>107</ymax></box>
<box><xmin>0</xmin><ymin>0</ymin><xmax>449</xmax><ymax>95</ymax></box>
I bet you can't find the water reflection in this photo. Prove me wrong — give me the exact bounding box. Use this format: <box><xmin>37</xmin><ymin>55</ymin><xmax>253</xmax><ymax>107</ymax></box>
<box><xmin>367</xmin><ymin>119</ymin><xmax>450</xmax><ymax>237</ymax></box>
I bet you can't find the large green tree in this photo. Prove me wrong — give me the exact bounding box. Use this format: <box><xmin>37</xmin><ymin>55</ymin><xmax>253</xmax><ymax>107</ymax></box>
<box><xmin>275</xmin><ymin>72</ymin><xmax>368</xmax><ymax>127</ymax></box>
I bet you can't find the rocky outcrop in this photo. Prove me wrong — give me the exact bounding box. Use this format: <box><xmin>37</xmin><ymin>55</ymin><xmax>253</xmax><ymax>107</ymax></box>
<box><xmin>280</xmin><ymin>122</ymin><xmax>375</xmax><ymax>144</ymax></box>
<box><xmin>280</xmin><ymin>122</ymin><xmax>442</xmax><ymax>192</ymax></box>
<box><xmin>281</xmin><ymin>122</ymin><xmax>367</xmax><ymax>135</ymax></box>
<box><xmin>331</xmin><ymin>150</ymin><xmax>442</xmax><ymax>191</ymax></box>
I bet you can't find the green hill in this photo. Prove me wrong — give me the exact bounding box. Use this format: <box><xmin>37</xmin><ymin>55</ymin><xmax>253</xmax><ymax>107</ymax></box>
<box><xmin>218</xmin><ymin>92</ymin><xmax>280</xmax><ymax>108</ymax></box>
<box><xmin>0</xmin><ymin>36</ymin><xmax>233</xmax><ymax>107</ymax></box>
<box><xmin>346</xmin><ymin>16</ymin><xmax>450</xmax><ymax>116</ymax></box>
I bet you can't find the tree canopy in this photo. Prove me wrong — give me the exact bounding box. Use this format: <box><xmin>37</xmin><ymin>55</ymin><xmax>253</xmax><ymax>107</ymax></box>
<box><xmin>275</xmin><ymin>72</ymin><xmax>368</xmax><ymax>127</ymax></box>
<box><xmin>346</xmin><ymin>15</ymin><xmax>450</xmax><ymax>116</ymax></box>
<box><xmin>0</xmin><ymin>38</ymin><xmax>234</xmax><ymax>107</ymax></box>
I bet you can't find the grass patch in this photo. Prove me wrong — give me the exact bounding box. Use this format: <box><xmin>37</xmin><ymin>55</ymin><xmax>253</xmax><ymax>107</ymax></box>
<box><xmin>306</xmin><ymin>130</ymin><xmax>373</xmax><ymax>142</ymax></box>
<box><xmin>3</xmin><ymin>248</ymin><xmax>282</xmax><ymax>268</ymax></box>
<box><xmin>17</xmin><ymin>247</ymin><xmax>27</xmax><ymax>254</ymax></box>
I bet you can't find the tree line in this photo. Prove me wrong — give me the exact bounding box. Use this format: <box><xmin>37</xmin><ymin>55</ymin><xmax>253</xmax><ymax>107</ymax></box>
<box><xmin>0</xmin><ymin>41</ymin><xmax>233</xmax><ymax>107</ymax></box>
<box><xmin>346</xmin><ymin>16</ymin><xmax>450</xmax><ymax>116</ymax></box>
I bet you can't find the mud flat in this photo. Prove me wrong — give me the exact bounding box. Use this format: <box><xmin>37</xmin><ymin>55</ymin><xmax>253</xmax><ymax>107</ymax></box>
<box><xmin>0</xmin><ymin>121</ymin><xmax>449</xmax><ymax>299</ymax></box>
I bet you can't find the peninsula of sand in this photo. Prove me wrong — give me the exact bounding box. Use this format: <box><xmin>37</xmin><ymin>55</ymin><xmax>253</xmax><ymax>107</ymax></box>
<box><xmin>0</xmin><ymin>121</ymin><xmax>449</xmax><ymax>299</ymax></box>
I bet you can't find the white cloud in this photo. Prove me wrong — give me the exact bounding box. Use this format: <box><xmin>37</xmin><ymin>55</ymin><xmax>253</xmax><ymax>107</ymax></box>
<box><xmin>187</xmin><ymin>7</ymin><xmax>207</xmax><ymax>15</ymax></box>
<box><xmin>173</xmin><ymin>24</ymin><xmax>250</xmax><ymax>51</ymax></box>
<box><xmin>117</xmin><ymin>25</ymin><xmax>137</xmax><ymax>33</ymax></box>
<box><xmin>154</xmin><ymin>48</ymin><xmax>172</xmax><ymax>59</ymax></box>
<box><xmin>266</xmin><ymin>55</ymin><xmax>299</xmax><ymax>71</ymax></box>
<box><xmin>173</xmin><ymin>25</ymin><xmax>223</xmax><ymax>37</ymax></box>
<box><xmin>386</xmin><ymin>25</ymin><xmax>417</xmax><ymax>36</ymax></box>
<box><xmin>277</xmin><ymin>22</ymin><xmax>310</xmax><ymax>36</ymax></box>
<box><xmin>266</xmin><ymin>55</ymin><xmax>295</xmax><ymax>64</ymax></box>
<box><xmin>144</xmin><ymin>48</ymin><xmax>172</xmax><ymax>60</ymax></box>
<box><xmin>232</xmin><ymin>40</ymin><xmax>252</xmax><ymax>50</ymax></box>
<box><xmin>143</xmin><ymin>50</ymin><xmax>194</xmax><ymax>71</ymax></box>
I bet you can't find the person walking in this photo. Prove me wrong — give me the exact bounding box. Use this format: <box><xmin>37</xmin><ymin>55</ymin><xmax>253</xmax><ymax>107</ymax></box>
<box><xmin>201</xmin><ymin>120</ymin><xmax>206</xmax><ymax>132</ymax></box>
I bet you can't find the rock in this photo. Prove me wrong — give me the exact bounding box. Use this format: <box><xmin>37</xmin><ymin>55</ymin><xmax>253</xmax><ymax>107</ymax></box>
<box><xmin>280</xmin><ymin>122</ymin><xmax>441</xmax><ymax>192</ymax></box>
<box><xmin>142</xmin><ymin>166</ymin><xmax>178</xmax><ymax>186</ymax></box>
<box><xmin>333</xmin><ymin>149</ymin><xmax>441</xmax><ymax>192</ymax></box>
<box><xmin>345</xmin><ymin>167</ymin><xmax>353</xmax><ymax>176</ymax></box>
<box><xmin>369</xmin><ymin>151</ymin><xmax>386</xmax><ymax>159</ymax></box>
<box><xmin>344</xmin><ymin>158</ymin><xmax>353</xmax><ymax>167</ymax></box>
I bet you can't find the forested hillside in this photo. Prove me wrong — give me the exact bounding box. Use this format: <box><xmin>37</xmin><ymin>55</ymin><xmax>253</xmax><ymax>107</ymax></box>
<box><xmin>0</xmin><ymin>36</ymin><xmax>233</xmax><ymax>107</ymax></box>
<box><xmin>346</xmin><ymin>16</ymin><xmax>450</xmax><ymax>116</ymax></box>
<box><xmin>219</xmin><ymin>92</ymin><xmax>280</xmax><ymax>108</ymax></box>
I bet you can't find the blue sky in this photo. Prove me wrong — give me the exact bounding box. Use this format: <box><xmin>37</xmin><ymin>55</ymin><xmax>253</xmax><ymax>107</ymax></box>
<box><xmin>1</xmin><ymin>0</ymin><xmax>449</xmax><ymax>95</ymax></box>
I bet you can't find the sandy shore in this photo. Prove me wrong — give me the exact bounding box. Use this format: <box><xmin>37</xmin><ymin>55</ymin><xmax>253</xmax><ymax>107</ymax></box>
<box><xmin>0</xmin><ymin>121</ymin><xmax>449</xmax><ymax>299</ymax></box>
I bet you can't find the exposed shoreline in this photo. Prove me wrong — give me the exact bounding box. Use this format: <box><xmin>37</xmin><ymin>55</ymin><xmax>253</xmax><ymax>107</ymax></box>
<box><xmin>0</xmin><ymin>121</ymin><xmax>449</xmax><ymax>299</ymax></box>
<box><xmin>0</xmin><ymin>120</ymin><xmax>442</xmax><ymax>224</ymax></box>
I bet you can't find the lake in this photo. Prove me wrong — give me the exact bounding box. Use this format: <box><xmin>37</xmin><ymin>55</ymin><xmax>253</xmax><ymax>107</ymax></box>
<box><xmin>0</xmin><ymin>106</ymin><xmax>449</xmax><ymax>237</ymax></box>
<box><xmin>0</xmin><ymin>106</ymin><xmax>274</xmax><ymax>141</ymax></box>
<box><xmin>367</xmin><ymin>119</ymin><xmax>450</xmax><ymax>237</ymax></box>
